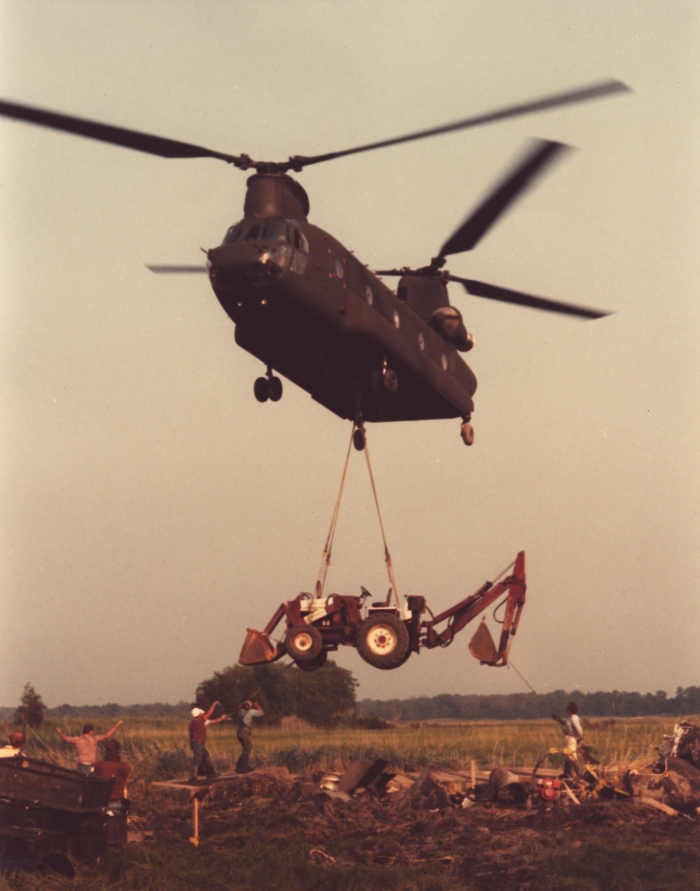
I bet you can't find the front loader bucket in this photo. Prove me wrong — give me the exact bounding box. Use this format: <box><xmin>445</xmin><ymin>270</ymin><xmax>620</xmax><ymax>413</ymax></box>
<box><xmin>468</xmin><ymin>618</ymin><xmax>499</xmax><ymax>665</ymax></box>
<box><xmin>238</xmin><ymin>628</ymin><xmax>282</xmax><ymax>666</ymax></box>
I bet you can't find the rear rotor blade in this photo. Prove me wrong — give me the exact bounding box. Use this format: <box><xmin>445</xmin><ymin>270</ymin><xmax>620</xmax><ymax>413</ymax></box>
<box><xmin>293</xmin><ymin>79</ymin><xmax>630</xmax><ymax>168</ymax></box>
<box><xmin>438</xmin><ymin>140</ymin><xmax>570</xmax><ymax>258</ymax></box>
<box><xmin>0</xmin><ymin>99</ymin><xmax>241</xmax><ymax>163</ymax></box>
<box><xmin>451</xmin><ymin>276</ymin><xmax>610</xmax><ymax>319</ymax></box>
<box><xmin>146</xmin><ymin>265</ymin><xmax>208</xmax><ymax>273</ymax></box>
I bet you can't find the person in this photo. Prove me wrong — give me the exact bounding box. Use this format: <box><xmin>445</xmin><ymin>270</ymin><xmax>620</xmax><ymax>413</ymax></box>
<box><xmin>93</xmin><ymin>739</ymin><xmax>132</xmax><ymax>811</ymax></box>
<box><xmin>56</xmin><ymin>721</ymin><xmax>123</xmax><ymax>774</ymax></box>
<box><xmin>235</xmin><ymin>700</ymin><xmax>264</xmax><ymax>774</ymax></box>
<box><xmin>550</xmin><ymin>702</ymin><xmax>584</xmax><ymax>775</ymax></box>
<box><xmin>0</xmin><ymin>731</ymin><xmax>26</xmax><ymax>758</ymax></box>
<box><xmin>188</xmin><ymin>702</ymin><xmax>230</xmax><ymax>784</ymax></box>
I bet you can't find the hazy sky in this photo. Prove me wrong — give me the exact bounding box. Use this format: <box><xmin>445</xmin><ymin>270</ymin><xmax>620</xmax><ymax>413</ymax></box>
<box><xmin>1</xmin><ymin>1</ymin><xmax>698</xmax><ymax>708</ymax></box>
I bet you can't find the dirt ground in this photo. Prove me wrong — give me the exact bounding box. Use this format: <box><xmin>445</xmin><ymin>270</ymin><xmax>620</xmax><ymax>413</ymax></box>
<box><xmin>136</xmin><ymin>769</ymin><xmax>700</xmax><ymax>891</ymax></box>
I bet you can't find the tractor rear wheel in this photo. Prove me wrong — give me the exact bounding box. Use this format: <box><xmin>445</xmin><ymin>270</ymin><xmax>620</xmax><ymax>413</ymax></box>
<box><xmin>356</xmin><ymin>613</ymin><xmax>409</xmax><ymax>669</ymax></box>
<box><xmin>296</xmin><ymin>649</ymin><xmax>328</xmax><ymax>672</ymax></box>
<box><xmin>284</xmin><ymin>624</ymin><xmax>322</xmax><ymax>662</ymax></box>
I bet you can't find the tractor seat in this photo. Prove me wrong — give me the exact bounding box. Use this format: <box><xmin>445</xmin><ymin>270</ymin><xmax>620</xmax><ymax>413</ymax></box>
<box><xmin>372</xmin><ymin>588</ymin><xmax>393</xmax><ymax>608</ymax></box>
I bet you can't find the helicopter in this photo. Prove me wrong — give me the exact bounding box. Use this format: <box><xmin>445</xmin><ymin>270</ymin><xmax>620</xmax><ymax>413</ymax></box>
<box><xmin>0</xmin><ymin>81</ymin><xmax>628</xmax><ymax>447</ymax></box>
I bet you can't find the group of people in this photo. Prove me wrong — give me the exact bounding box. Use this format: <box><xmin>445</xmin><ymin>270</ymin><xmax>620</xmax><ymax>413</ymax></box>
<box><xmin>55</xmin><ymin>721</ymin><xmax>132</xmax><ymax>808</ymax></box>
<box><xmin>3</xmin><ymin>700</ymin><xmax>585</xmax><ymax>794</ymax></box>
<box><xmin>187</xmin><ymin>699</ymin><xmax>263</xmax><ymax>782</ymax></box>
<box><xmin>1</xmin><ymin>696</ymin><xmax>264</xmax><ymax>797</ymax></box>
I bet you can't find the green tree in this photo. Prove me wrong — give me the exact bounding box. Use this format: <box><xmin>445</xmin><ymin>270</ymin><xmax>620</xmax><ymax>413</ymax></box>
<box><xmin>195</xmin><ymin>660</ymin><xmax>357</xmax><ymax>726</ymax></box>
<box><xmin>15</xmin><ymin>683</ymin><xmax>46</xmax><ymax>728</ymax></box>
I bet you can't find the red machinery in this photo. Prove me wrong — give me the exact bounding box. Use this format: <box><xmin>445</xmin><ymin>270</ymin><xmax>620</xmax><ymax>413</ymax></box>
<box><xmin>239</xmin><ymin>551</ymin><xmax>526</xmax><ymax>672</ymax></box>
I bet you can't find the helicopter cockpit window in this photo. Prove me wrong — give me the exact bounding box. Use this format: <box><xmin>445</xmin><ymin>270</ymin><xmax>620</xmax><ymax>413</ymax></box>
<box><xmin>241</xmin><ymin>222</ymin><xmax>264</xmax><ymax>241</ymax></box>
<box><xmin>262</xmin><ymin>218</ymin><xmax>289</xmax><ymax>242</ymax></box>
<box><xmin>291</xmin><ymin>227</ymin><xmax>309</xmax><ymax>253</ymax></box>
<box><xmin>223</xmin><ymin>222</ymin><xmax>243</xmax><ymax>244</ymax></box>
<box><xmin>289</xmin><ymin>223</ymin><xmax>309</xmax><ymax>275</ymax></box>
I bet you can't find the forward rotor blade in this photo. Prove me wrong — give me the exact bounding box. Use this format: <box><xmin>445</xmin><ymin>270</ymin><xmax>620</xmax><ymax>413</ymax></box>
<box><xmin>146</xmin><ymin>265</ymin><xmax>208</xmax><ymax>273</ymax></box>
<box><xmin>293</xmin><ymin>79</ymin><xmax>630</xmax><ymax>168</ymax></box>
<box><xmin>0</xmin><ymin>99</ymin><xmax>240</xmax><ymax>163</ymax></box>
<box><xmin>438</xmin><ymin>140</ymin><xmax>570</xmax><ymax>258</ymax></box>
<box><xmin>451</xmin><ymin>276</ymin><xmax>610</xmax><ymax>319</ymax></box>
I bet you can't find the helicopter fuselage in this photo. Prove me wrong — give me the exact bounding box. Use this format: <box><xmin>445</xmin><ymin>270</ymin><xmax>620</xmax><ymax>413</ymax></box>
<box><xmin>207</xmin><ymin>176</ymin><xmax>477</xmax><ymax>424</ymax></box>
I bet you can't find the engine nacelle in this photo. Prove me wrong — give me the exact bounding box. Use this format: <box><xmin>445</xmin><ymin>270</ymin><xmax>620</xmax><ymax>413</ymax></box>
<box><xmin>430</xmin><ymin>305</ymin><xmax>474</xmax><ymax>352</ymax></box>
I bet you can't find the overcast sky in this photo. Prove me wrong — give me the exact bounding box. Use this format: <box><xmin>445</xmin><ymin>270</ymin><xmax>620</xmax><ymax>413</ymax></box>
<box><xmin>0</xmin><ymin>1</ymin><xmax>698</xmax><ymax>708</ymax></box>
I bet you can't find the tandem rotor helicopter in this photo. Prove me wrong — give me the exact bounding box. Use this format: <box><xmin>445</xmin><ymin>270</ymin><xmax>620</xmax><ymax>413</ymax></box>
<box><xmin>0</xmin><ymin>80</ymin><xmax>628</xmax><ymax>447</ymax></box>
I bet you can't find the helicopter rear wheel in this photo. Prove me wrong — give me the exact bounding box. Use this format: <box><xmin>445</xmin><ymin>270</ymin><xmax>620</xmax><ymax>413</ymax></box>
<box><xmin>353</xmin><ymin>428</ymin><xmax>366</xmax><ymax>451</ymax></box>
<box><xmin>254</xmin><ymin>377</ymin><xmax>269</xmax><ymax>402</ymax></box>
<box><xmin>461</xmin><ymin>422</ymin><xmax>475</xmax><ymax>446</ymax></box>
<box><xmin>268</xmin><ymin>376</ymin><xmax>283</xmax><ymax>402</ymax></box>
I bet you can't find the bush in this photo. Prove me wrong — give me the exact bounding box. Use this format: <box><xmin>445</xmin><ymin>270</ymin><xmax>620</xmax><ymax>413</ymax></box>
<box><xmin>195</xmin><ymin>660</ymin><xmax>357</xmax><ymax>727</ymax></box>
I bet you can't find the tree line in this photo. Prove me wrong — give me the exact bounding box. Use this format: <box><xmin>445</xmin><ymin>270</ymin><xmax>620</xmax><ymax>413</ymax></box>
<box><xmin>358</xmin><ymin>686</ymin><xmax>700</xmax><ymax>722</ymax></box>
<box><xmin>5</xmin><ymin>678</ymin><xmax>697</xmax><ymax>729</ymax></box>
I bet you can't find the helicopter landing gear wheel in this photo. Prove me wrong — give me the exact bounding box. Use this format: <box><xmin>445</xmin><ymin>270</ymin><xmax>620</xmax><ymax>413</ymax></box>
<box><xmin>356</xmin><ymin>613</ymin><xmax>409</xmax><ymax>670</ymax></box>
<box><xmin>267</xmin><ymin>376</ymin><xmax>283</xmax><ymax>402</ymax></box>
<box><xmin>284</xmin><ymin>624</ymin><xmax>323</xmax><ymax>662</ymax></box>
<box><xmin>353</xmin><ymin>428</ymin><xmax>366</xmax><ymax>451</ymax></box>
<box><xmin>254</xmin><ymin>377</ymin><xmax>269</xmax><ymax>402</ymax></box>
<box><xmin>461</xmin><ymin>421</ymin><xmax>475</xmax><ymax>446</ymax></box>
<box><xmin>296</xmin><ymin>649</ymin><xmax>328</xmax><ymax>672</ymax></box>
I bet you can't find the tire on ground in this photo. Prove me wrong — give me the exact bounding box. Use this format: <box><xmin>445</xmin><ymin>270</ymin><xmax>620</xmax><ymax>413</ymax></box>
<box><xmin>284</xmin><ymin>624</ymin><xmax>323</xmax><ymax>662</ymax></box>
<box><xmin>356</xmin><ymin>613</ymin><xmax>409</xmax><ymax>669</ymax></box>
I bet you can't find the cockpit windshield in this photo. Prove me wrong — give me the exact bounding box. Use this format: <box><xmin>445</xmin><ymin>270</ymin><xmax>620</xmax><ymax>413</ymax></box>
<box><xmin>223</xmin><ymin>218</ymin><xmax>292</xmax><ymax>245</ymax></box>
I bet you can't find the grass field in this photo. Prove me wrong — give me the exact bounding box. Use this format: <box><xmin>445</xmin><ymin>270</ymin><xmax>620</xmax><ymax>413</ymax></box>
<box><xmin>1</xmin><ymin>715</ymin><xmax>698</xmax><ymax>890</ymax></box>
<box><xmin>15</xmin><ymin>714</ymin><xmax>696</xmax><ymax>779</ymax></box>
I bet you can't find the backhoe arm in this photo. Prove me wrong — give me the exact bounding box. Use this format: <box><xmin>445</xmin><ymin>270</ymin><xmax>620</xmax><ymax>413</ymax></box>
<box><xmin>421</xmin><ymin>551</ymin><xmax>526</xmax><ymax>663</ymax></box>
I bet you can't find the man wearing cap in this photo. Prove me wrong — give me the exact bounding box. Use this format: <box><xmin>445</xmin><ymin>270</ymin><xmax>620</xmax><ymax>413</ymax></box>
<box><xmin>235</xmin><ymin>700</ymin><xmax>264</xmax><ymax>774</ymax></box>
<box><xmin>188</xmin><ymin>702</ymin><xmax>230</xmax><ymax>784</ymax></box>
<box><xmin>56</xmin><ymin>721</ymin><xmax>123</xmax><ymax>774</ymax></box>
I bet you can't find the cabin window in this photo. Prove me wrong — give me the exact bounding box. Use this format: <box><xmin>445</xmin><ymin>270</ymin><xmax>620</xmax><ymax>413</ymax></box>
<box><xmin>223</xmin><ymin>222</ymin><xmax>243</xmax><ymax>244</ymax></box>
<box><xmin>240</xmin><ymin>222</ymin><xmax>263</xmax><ymax>241</ymax></box>
<box><xmin>418</xmin><ymin>332</ymin><xmax>425</xmax><ymax>351</ymax></box>
<box><xmin>291</xmin><ymin>227</ymin><xmax>309</xmax><ymax>253</ymax></box>
<box><xmin>334</xmin><ymin>259</ymin><xmax>345</xmax><ymax>279</ymax></box>
<box><xmin>263</xmin><ymin>218</ymin><xmax>289</xmax><ymax>242</ymax></box>
<box><xmin>365</xmin><ymin>286</ymin><xmax>374</xmax><ymax>305</ymax></box>
<box><xmin>290</xmin><ymin>224</ymin><xmax>309</xmax><ymax>275</ymax></box>
<box><xmin>393</xmin><ymin>310</ymin><xmax>400</xmax><ymax>329</ymax></box>
<box><xmin>441</xmin><ymin>353</ymin><xmax>448</xmax><ymax>371</ymax></box>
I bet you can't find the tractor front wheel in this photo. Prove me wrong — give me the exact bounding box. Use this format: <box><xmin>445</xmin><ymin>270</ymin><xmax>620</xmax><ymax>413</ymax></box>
<box><xmin>296</xmin><ymin>649</ymin><xmax>328</xmax><ymax>672</ymax></box>
<box><xmin>356</xmin><ymin>613</ymin><xmax>409</xmax><ymax>670</ymax></box>
<box><xmin>284</xmin><ymin>624</ymin><xmax>322</xmax><ymax>662</ymax></box>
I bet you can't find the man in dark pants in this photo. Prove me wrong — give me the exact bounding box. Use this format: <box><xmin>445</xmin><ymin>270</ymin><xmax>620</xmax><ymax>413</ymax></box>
<box><xmin>235</xmin><ymin>700</ymin><xmax>264</xmax><ymax>774</ymax></box>
<box><xmin>187</xmin><ymin>702</ymin><xmax>230</xmax><ymax>784</ymax></box>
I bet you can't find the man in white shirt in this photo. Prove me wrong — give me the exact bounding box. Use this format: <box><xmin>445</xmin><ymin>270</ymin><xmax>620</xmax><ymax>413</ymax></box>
<box><xmin>551</xmin><ymin>702</ymin><xmax>584</xmax><ymax>775</ymax></box>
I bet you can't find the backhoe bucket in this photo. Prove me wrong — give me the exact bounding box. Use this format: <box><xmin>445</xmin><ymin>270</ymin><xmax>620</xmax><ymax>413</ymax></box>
<box><xmin>238</xmin><ymin>628</ymin><xmax>281</xmax><ymax>666</ymax></box>
<box><xmin>468</xmin><ymin>619</ymin><xmax>499</xmax><ymax>665</ymax></box>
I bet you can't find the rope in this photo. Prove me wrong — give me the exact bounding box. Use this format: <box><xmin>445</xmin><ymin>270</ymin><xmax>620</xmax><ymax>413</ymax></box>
<box><xmin>507</xmin><ymin>658</ymin><xmax>543</xmax><ymax>701</ymax></box>
<box><xmin>362</xmin><ymin>432</ymin><xmax>400</xmax><ymax>609</ymax></box>
<box><xmin>314</xmin><ymin>425</ymin><xmax>356</xmax><ymax>599</ymax></box>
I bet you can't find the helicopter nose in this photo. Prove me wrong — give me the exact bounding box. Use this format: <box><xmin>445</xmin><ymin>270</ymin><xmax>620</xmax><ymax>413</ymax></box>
<box><xmin>248</xmin><ymin>253</ymin><xmax>284</xmax><ymax>284</ymax></box>
<box><xmin>207</xmin><ymin>242</ymin><xmax>260</xmax><ymax>282</ymax></box>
